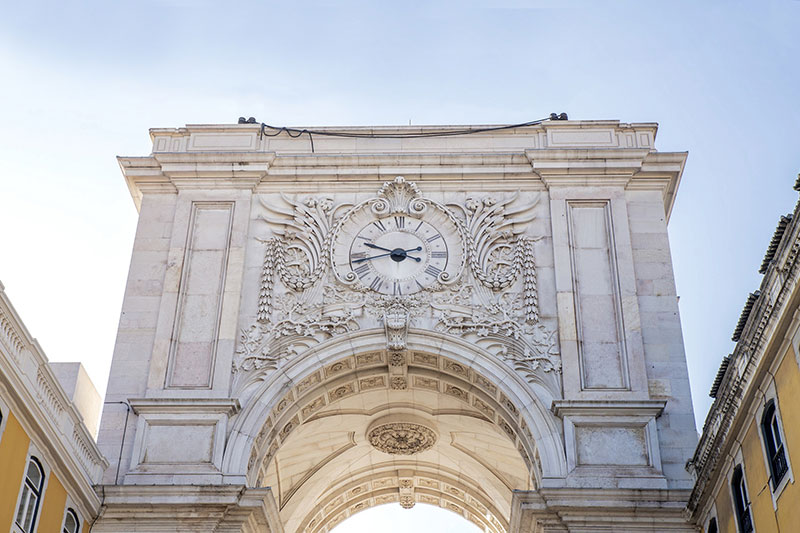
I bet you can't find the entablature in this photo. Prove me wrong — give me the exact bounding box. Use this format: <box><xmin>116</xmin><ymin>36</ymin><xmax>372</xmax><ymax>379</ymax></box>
<box><xmin>119</xmin><ymin>120</ymin><xmax>684</xmax><ymax>219</ymax></box>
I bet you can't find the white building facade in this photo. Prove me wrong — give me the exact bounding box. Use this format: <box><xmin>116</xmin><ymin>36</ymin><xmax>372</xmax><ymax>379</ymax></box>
<box><xmin>94</xmin><ymin>120</ymin><xmax>697</xmax><ymax>532</ymax></box>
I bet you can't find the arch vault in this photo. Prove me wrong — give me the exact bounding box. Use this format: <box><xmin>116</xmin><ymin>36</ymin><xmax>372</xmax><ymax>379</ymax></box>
<box><xmin>224</xmin><ymin>331</ymin><xmax>563</xmax><ymax>532</ymax></box>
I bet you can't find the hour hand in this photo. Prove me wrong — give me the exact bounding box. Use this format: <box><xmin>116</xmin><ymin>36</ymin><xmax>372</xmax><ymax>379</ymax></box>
<box><xmin>364</xmin><ymin>242</ymin><xmax>394</xmax><ymax>253</ymax></box>
<box><xmin>352</xmin><ymin>252</ymin><xmax>390</xmax><ymax>263</ymax></box>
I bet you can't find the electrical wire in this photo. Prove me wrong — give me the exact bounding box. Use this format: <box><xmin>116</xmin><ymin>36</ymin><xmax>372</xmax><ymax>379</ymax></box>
<box><xmin>257</xmin><ymin>114</ymin><xmax>566</xmax><ymax>153</ymax></box>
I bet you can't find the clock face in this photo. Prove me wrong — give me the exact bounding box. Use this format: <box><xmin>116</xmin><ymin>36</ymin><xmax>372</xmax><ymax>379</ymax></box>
<box><xmin>332</xmin><ymin>208</ymin><xmax>464</xmax><ymax>295</ymax></box>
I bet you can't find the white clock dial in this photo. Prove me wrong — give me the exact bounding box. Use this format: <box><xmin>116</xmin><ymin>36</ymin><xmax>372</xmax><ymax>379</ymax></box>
<box><xmin>332</xmin><ymin>207</ymin><xmax>464</xmax><ymax>295</ymax></box>
<box><xmin>347</xmin><ymin>215</ymin><xmax>448</xmax><ymax>295</ymax></box>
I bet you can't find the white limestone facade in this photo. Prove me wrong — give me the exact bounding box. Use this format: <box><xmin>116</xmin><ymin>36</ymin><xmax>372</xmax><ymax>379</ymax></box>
<box><xmin>95</xmin><ymin>120</ymin><xmax>697</xmax><ymax>532</ymax></box>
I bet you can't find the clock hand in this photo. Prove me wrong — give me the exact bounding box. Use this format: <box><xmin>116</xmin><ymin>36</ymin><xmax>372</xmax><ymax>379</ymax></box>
<box><xmin>352</xmin><ymin>252</ymin><xmax>392</xmax><ymax>263</ymax></box>
<box><xmin>363</xmin><ymin>243</ymin><xmax>395</xmax><ymax>253</ymax></box>
<box><xmin>354</xmin><ymin>251</ymin><xmax>422</xmax><ymax>263</ymax></box>
<box><xmin>401</xmin><ymin>246</ymin><xmax>422</xmax><ymax>262</ymax></box>
<box><xmin>354</xmin><ymin>246</ymin><xmax>424</xmax><ymax>264</ymax></box>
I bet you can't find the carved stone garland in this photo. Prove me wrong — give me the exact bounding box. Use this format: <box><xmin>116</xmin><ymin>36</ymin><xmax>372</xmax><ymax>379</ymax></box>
<box><xmin>233</xmin><ymin>177</ymin><xmax>561</xmax><ymax>391</ymax></box>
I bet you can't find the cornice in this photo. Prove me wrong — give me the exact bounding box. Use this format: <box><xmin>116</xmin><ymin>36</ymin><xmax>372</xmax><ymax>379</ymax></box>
<box><xmin>511</xmin><ymin>488</ymin><xmax>693</xmax><ymax>532</ymax></box>
<box><xmin>551</xmin><ymin>399</ymin><xmax>666</xmax><ymax>418</ymax></box>
<box><xmin>529</xmin><ymin>149</ymin><xmax>686</xmax><ymax>221</ymax></box>
<box><xmin>96</xmin><ymin>484</ymin><xmax>284</xmax><ymax>533</ymax></box>
<box><xmin>120</xmin><ymin>120</ymin><xmax>683</xmax><ymax>219</ymax></box>
<box><xmin>128</xmin><ymin>397</ymin><xmax>241</xmax><ymax>416</ymax></box>
<box><xmin>0</xmin><ymin>282</ymin><xmax>108</xmax><ymax>512</ymax></box>
<box><xmin>687</xmin><ymin>197</ymin><xmax>800</xmax><ymax>517</ymax></box>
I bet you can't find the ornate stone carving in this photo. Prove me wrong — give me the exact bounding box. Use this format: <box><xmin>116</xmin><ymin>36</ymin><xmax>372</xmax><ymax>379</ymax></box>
<box><xmin>433</xmin><ymin>285</ymin><xmax>560</xmax><ymax>379</ymax></box>
<box><xmin>237</xmin><ymin>178</ymin><xmax>561</xmax><ymax>392</ymax></box>
<box><xmin>384</xmin><ymin>302</ymin><xmax>410</xmax><ymax>351</ymax></box>
<box><xmin>365</xmin><ymin>294</ymin><xmax>425</xmax><ymax>351</ymax></box>
<box><xmin>257</xmin><ymin>194</ymin><xmax>351</xmax><ymax>321</ymax></box>
<box><xmin>390</xmin><ymin>376</ymin><xmax>407</xmax><ymax>390</ymax></box>
<box><xmin>449</xmin><ymin>192</ymin><xmax>537</xmax><ymax>291</ymax></box>
<box><xmin>233</xmin><ymin>289</ymin><xmax>360</xmax><ymax>374</ymax></box>
<box><xmin>373</xmin><ymin>176</ymin><xmax>425</xmax><ymax>216</ymax></box>
<box><xmin>389</xmin><ymin>352</ymin><xmax>406</xmax><ymax>366</ymax></box>
<box><xmin>399</xmin><ymin>496</ymin><xmax>416</xmax><ymax>509</ymax></box>
<box><xmin>367</xmin><ymin>422</ymin><xmax>437</xmax><ymax>455</ymax></box>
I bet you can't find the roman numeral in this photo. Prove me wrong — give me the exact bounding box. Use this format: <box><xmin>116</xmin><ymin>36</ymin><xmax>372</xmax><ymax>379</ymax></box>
<box><xmin>369</xmin><ymin>277</ymin><xmax>383</xmax><ymax>291</ymax></box>
<box><xmin>394</xmin><ymin>216</ymin><xmax>405</xmax><ymax>229</ymax></box>
<box><xmin>354</xmin><ymin>264</ymin><xmax>370</xmax><ymax>278</ymax></box>
<box><xmin>350</xmin><ymin>251</ymin><xmax>367</xmax><ymax>260</ymax></box>
<box><xmin>425</xmin><ymin>265</ymin><xmax>442</xmax><ymax>278</ymax></box>
<box><xmin>356</xmin><ymin>235</ymin><xmax>372</xmax><ymax>242</ymax></box>
<box><xmin>392</xmin><ymin>282</ymin><xmax>402</xmax><ymax>296</ymax></box>
<box><xmin>372</xmin><ymin>220</ymin><xmax>386</xmax><ymax>231</ymax></box>
<box><xmin>416</xmin><ymin>280</ymin><xmax>425</xmax><ymax>290</ymax></box>
<box><xmin>415</xmin><ymin>220</ymin><xmax>424</xmax><ymax>231</ymax></box>
<box><xmin>426</xmin><ymin>234</ymin><xmax>442</xmax><ymax>243</ymax></box>
<box><xmin>431</xmin><ymin>251</ymin><xmax>447</xmax><ymax>258</ymax></box>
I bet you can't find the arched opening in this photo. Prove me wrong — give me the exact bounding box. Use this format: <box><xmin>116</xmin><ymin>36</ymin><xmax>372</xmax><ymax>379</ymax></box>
<box><xmin>224</xmin><ymin>331</ymin><xmax>565</xmax><ymax>533</ymax></box>
<box><xmin>330</xmin><ymin>503</ymin><xmax>484</xmax><ymax>532</ymax></box>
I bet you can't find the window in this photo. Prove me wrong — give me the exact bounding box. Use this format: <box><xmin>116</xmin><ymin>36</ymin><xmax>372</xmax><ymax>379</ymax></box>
<box><xmin>732</xmin><ymin>465</ymin><xmax>753</xmax><ymax>533</ymax></box>
<box><xmin>15</xmin><ymin>457</ymin><xmax>44</xmax><ymax>532</ymax></box>
<box><xmin>62</xmin><ymin>508</ymin><xmax>80</xmax><ymax>533</ymax></box>
<box><xmin>761</xmin><ymin>400</ymin><xmax>788</xmax><ymax>488</ymax></box>
<box><xmin>708</xmin><ymin>517</ymin><xmax>718</xmax><ymax>533</ymax></box>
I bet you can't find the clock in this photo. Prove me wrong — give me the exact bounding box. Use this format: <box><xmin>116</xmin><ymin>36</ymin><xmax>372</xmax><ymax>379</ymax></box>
<box><xmin>330</xmin><ymin>188</ymin><xmax>465</xmax><ymax>295</ymax></box>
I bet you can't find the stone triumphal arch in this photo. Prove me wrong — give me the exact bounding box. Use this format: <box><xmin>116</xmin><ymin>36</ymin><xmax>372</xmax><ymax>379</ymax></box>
<box><xmin>94</xmin><ymin>120</ymin><xmax>698</xmax><ymax>532</ymax></box>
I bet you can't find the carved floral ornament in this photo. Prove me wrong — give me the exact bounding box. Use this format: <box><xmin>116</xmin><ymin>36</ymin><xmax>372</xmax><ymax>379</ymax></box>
<box><xmin>367</xmin><ymin>422</ymin><xmax>437</xmax><ymax>455</ymax></box>
<box><xmin>233</xmin><ymin>176</ymin><xmax>561</xmax><ymax>390</ymax></box>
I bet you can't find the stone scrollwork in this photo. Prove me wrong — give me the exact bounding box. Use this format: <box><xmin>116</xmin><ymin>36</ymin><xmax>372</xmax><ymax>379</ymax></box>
<box><xmin>433</xmin><ymin>286</ymin><xmax>560</xmax><ymax>379</ymax></box>
<box><xmin>449</xmin><ymin>193</ymin><xmax>540</xmax><ymax>322</ymax></box>
<box><xmin>257</xmin><ymin>194</ymin><xmax>352</xmax><ymax>322</ymax></box>
<box><xmin>237</xmin><ymin>176</ymin><xmax>560</xmax><ymax>392</ymax></box>
<box><xmin>233</xmin><ymin>289</ymin><xmax>360</xmax><ymax>375</ymax></box>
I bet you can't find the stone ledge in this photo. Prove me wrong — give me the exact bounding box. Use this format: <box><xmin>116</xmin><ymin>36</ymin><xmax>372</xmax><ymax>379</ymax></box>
<box><xmin>551</xmin><ymin>399</ymin><xmax>667</xmax><ymax>418</ymax></box>
<box><xmin>510</xmin><ymin>488</ymin><xmax>695</xmax><ymax>532</ymax></box>
<box><xmin>94</xmin><ymin>485</ymin><xmax>284</xmax><ymax>533</ymax></box>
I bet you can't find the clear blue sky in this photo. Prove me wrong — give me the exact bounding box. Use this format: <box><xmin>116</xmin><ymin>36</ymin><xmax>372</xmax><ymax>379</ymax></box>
<box><xmin>1</xmin><ymin>1</ymin><xmax>798</xmax><ymax>531</ymax></box>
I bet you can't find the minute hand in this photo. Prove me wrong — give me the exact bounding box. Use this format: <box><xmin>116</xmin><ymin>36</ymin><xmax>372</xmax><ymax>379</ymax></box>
<box><xmin>352</xmin><ymin>252</ymin><xmax>391</xmax><ymax>263</ymax></box>
<box><xmin>363</xmin><ymin>243</ymin><xmax>395</xmax><ymax>253</ymax></box>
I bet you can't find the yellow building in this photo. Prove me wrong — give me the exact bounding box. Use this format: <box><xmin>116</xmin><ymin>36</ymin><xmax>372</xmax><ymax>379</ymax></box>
<box><xmin>0</xmin><ymin>282</ymin><xmax>107</xmax><ymax>533</ymax></box>
<box><xmin>688</xmin><ymin>178</ymin><xmax>800</xmax><ymax>532</ymax></box>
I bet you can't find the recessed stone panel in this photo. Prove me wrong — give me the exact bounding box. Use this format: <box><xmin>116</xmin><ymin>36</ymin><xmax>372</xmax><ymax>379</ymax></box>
<box><xmin>575</xmin><ymin>426</ymin><xmax>648</xmax><ymax>466</ymax></box>
<box><xmin>567</xmin><ymin>201</ymin><xmax>628</xmax><ymax>390</ymax></box>
<box><xmin>167</xmin><ymin>202</ymin><xmax>233</xmax><ymax>388</ymax></box>
<box><xmin>141</xmin><ymin>423</ymin><xmax>215</xmax><ymax>464</ymax></box>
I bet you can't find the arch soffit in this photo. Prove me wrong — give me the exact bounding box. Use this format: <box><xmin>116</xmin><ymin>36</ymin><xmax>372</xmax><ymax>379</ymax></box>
<box><xmin>298</xmin><ymin>462</ymin><xmax>509</xmax><ymax>533</ymax></box>
<box><xmin>224</xmin><ymin>329</ymin><xmax>566</xmax><ymax>480</ymax></box>
<box><xmin>271</xmin><ymin>408</ymin><xmax>525</xmax><ymax>521</ymax></box>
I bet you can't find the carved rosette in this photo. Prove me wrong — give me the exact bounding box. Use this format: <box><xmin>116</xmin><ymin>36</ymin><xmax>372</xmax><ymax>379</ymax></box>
<box><xmin>367</xmin><ymin>422</ymin><xmax>437</xmax><ymax>455</ymax></box>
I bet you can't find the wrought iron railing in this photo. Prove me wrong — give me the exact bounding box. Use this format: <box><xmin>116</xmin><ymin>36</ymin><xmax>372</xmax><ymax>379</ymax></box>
<box><xmin>741</xmin><ymin>508</ymin><xmax>753</xmax><ymax>533</ymax></box>
<box><xmin>772</xmin><ymin>444</ymin><xmax>789</xmax><ymax>487</ymax></box>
